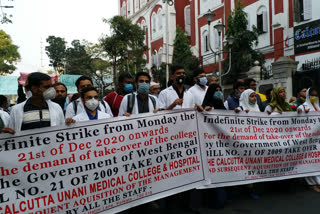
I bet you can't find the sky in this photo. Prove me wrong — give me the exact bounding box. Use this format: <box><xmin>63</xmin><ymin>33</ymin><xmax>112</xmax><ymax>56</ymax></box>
<box><xmin>1</xmin><ymin>0</ymin><xmax>119</xmax><ymax>75</ymax></box>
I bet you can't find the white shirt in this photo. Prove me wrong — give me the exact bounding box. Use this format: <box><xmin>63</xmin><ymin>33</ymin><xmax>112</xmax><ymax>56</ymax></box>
<box><xmin>158</xmin><ymin>86</ymin><xmax>195</xmax><ymax>109</ymax></box>
<box><xmin>8</xmin><ymin>100</ymin><xmax>65</xmax><ymax>132</ymax></box>
<box><xmin>65</xmin><ymin>98</ymin><xmax>113</xmax><ymax>119</ymax></box>
<box><xmin>0</xmin><ymin>110</ymin><xmax>10</xmax><ymax>127</ymax></box>
<box><xmin>73</xmin><ymin>110</ymin><xmax>112</xmax><ymax>122</ymax></box>
<box><xmin>188</xmin><ymin>84</ymin><xmax>208</xmax><ymax>106</ymax></box>
<box><xmin>118</xmin><ymin>93</ymin><xmax>158</xmax><ymax>116</ymax></box>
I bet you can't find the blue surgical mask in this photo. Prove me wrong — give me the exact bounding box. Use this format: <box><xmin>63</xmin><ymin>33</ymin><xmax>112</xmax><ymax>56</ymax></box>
<box><xmin>199</xmin><ymin>77</ymin><xmax>208</xmax><ymax>86</ymax></box>
<box><xmin>151</xmin><ymin>94</ymin><xmax>159</xmax><ymax>98</ymax></box>
<box><xmin>248</xmin><ymin>101</ymin><xmax>256</xmax><ymax>106</ymax></box>
<box><xmin>124</xmin><ymin>84</ymin><xmax>133</xmax><ymax>93</ymax></box>
<box><xmin>237</xmin><ymin>92</ymin><xmax>242</xmax><ymax>97</ymax></box>
<box><xmin>137</xmin><ymin>83</ymin><xmax>150</xmax><ymax>95</ymax></box>
<box><xmin>213</xmin><ymin>91</ymin><xmax>223</xmax><ymax>100</ymax></box>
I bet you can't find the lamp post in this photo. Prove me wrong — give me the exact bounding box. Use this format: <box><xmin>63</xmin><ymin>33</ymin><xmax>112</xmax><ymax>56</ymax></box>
<box><xmin>203</xmin><ymin>10</ymin><xmax>216</xmax><ymax>53</ymax></box>
<box><xmin>214</xmin><ymin>21</ymin><xmax>225</xmax><ymax>85</ymax></box>
<box><xmin>162</xmin><ymin>0</ymin><xmax>174</xmax><ymax>86</ymax></box>
<box><xmin>203</xmin><ymin>10</ymin><xmax>234</xmax><ymax>86</ymax></box>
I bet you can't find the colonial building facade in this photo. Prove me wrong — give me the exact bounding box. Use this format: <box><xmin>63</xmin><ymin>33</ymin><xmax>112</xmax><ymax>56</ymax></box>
<box><xmin>119</xmin><ymin>0</ymin><xmax>319</xmax><ymax>86</ymax></box>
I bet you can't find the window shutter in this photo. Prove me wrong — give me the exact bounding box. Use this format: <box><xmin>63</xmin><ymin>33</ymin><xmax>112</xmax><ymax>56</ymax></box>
<box><xmin>262</xmin><ymin>11</ymin><xmax>268</xmax><ymax>33</ymax></box>
<box><xmin>293</xmin><ymin>0</ymin><xmax>301</xmax><ymax>22</ymax></box>
<box><xmin>127</xmin><ymin>0</ymin><xmax>131</xmax><ymax>15</ymax></box>
<box><xmin>185</xmin><ymin>7</ymin><xmax>191</xmax><ymax>36</ymax></box>
<box><xmin>152</xmin><ymin>15</ymin><xmax>156</xmax><ymax>33</ymax></box>
<box><xmin>303</xmin><ymin>0</ymin><xmax>312</xmax><ymax>20</ymax></box>
<box><xmin>205</xmin><ymin>34</ymin><xmax>209</xmax><ymax>52</ymax></box>
<box><xmin>214</xmin><ymin>29</ymin><xmax>219</xmax><ymax>49</ymax></box>
<box><xmin>186</xmin><ymin>8</ymin><xmax>191</xmax><ymax>25</ymax></box>
<box><xmin>159</xmin><ymin>13</ymin><xmax>163</xmax><ymax>30</ymax></box>
<box><xmin>247</xmin><ymin>14</ymin><xmax>251</xmax><ymax>31</ymax></box>
<box><xmin>158</xmin><ymin>50</ymin><xmax>162</xmax><ymax>66</ymax></box>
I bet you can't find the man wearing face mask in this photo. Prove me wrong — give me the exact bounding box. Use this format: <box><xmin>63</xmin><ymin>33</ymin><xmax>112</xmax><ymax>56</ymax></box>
<box><xmin>224</xmin><ymin>81</ymin><xmax>246</xmax><ymax>110</ymax></box>
<box><xmin>158</xmin><ymin>65</ymin><xmax>195</xmax><ymax>110</ymax></box>
<box><xmin>119</xmin><ymin>72</ymin><xmax>158</xmax><ymax>116</ymax></box>
<box><xmin>188</xmin><ymin>68</ymin><xmax>208</xmax><ymax>106</ymax></box>
<box><xmin>65</xmin><ymin>76</ymin><xmax>113</xmax><ymax>119</ymax></box>
<box><xmin>66</xmin><ymin>87</ymin><xmax>112</xmax><ymax>123</ymax></box>
<box><xmin>8</xmin><ymin>72</ymin><xmax>64</xmax><ymax>132</ymax></box>
<box><xmin>104</xmin><ymin>73</ymin><xmax>133</xmax><ymax>117</ymax></box>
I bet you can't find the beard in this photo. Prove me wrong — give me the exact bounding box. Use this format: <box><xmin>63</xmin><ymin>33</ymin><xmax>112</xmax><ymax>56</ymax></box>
<box><xmin>51</xmin><ymin>97</ymin><xmax>66</xmax><ymax>109</ymax></box>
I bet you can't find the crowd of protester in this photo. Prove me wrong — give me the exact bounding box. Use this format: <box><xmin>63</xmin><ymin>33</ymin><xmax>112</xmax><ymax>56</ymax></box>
<box><xmin>0</xmin><ymin>64</ymin><xmax>319</xmax><ymax>213</ymax></box>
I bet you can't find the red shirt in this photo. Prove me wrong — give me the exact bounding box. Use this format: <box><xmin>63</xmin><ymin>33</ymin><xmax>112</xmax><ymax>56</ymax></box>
<box><xmin>104</xmin><ymin>91</ymin><xmax>124</xmax><ymax>117</ymax></box>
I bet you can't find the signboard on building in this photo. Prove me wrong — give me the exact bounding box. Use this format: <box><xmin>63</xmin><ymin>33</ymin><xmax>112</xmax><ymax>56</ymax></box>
<box><xmin>294</xmin><ymin>19</ymin><xmax>320</xmax><ymax>55</ymax></box>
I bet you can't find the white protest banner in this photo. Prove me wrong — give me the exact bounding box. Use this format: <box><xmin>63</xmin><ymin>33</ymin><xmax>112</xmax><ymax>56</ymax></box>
<box><xmin>198</xmin><ymin>110</ymin><xmax>320</xmax><ymax>187</ymax></box>
<box><xmin>0</xmin><ymin>110</ymin><xmax>207</xmax><ymax>214</ymax></box>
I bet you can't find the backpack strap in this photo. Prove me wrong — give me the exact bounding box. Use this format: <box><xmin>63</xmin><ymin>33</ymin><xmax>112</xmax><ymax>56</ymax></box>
<box><xmin>100</xmin><ymin>100</ymin><xmax>107</xmax><ymax>113</ymax></box>
<box><xmin>149</xmin><ymin>96</ymin><xmax>156</xmax><ymax>110</ymax></box>
<box><xmin>127</xmin><ymin>93</ymin><xmax>135</xmax><ymax>114</ymax></box>
<box><xmin>72</xmin><ymin>100</ymin><xmax>80</xmax><ymax>114</ymax></box>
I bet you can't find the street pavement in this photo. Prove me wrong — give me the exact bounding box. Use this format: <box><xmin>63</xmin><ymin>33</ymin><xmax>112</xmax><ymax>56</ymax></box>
<box><xmin>141</xmin><ymin>178</ymin><xmax>319</xmax><ymax>214</ymax></box>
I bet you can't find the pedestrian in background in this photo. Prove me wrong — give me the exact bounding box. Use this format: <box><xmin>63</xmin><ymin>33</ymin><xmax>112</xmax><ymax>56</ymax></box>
<box><xmin>104</xmin><ymin>73</ymin><xmax>133</xmax><ymax>117</ymax></box>
<box><xmin>189</xmin><ymin>68</ymin><xmax>208</xmax><ymax>106</ymax></box>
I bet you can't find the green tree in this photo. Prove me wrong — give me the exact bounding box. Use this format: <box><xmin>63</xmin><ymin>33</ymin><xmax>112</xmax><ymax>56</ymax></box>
<box><xmin>64</xmin><ymin>40</ymin><xmax>92</xmax><ymax>76</ymax></box>
<box><xmin>83</xmin><ymin>40</ymin><xmax>112</xmax><ymax>94</ymax></box>
<box><xmin>100</xmin><ymin>16</ymin><xmax>147</xmax><ymax>88</ymax></box>
<box><xmin>223</xmin><ymin>0</ymin><xmax>264</xmax><ymax>83</ymax></box>
<box><xmin>151</xmin><ymin>63</ymin><xmax>166</xmax><ymax>89</ymax></box>
<box><xmin>172</xmin><ymin>27</ymin><xmax>200</xmax><ymax>85</ymax></box>
<box><xmin>0</xmin><ymin>30</ymin><xmax>20</xmax><ymax>74</ymax></box>
<box><xmin>45</xmin><ymin>36</ymin><xmax>66</xmax><ymax>72</ymax></box>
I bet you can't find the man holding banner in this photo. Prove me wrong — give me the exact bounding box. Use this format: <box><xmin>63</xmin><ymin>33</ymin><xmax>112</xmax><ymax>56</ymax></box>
<box><xmin>65</xmin><ymin>76</ymin><xmax>113</xmax><ymax>119</ymax></box>
<box><xmin>158</xmin><ymin>65</ymin><xmax>195</xmax><ymax>110</ymax></box>
<box><xmin>8</xmin><ymin>72</ymin><xmax>64</xmax><ymax>132</ymax></box>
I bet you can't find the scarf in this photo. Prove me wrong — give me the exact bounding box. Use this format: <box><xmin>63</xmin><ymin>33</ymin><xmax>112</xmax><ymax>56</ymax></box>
<box><xmin>269</xmin><ymin>87</ymin><xmax>292</xmax><ymax>112</ymax></box>
<box><xmin>301</xmin><ymin>88</ymin><xmax>320</xmax><ymax>111</ymax></box>
<box><xmin>239</xmin><ymin>89</ymin><xmax>260</xmax><ymax>112</ymax></box>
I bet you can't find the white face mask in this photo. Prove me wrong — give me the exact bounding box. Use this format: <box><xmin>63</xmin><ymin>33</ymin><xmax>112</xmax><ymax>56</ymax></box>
<box><xmin>85</xmin><ymin>99</ymin><xmax>99</xmax><ymax>111</ymax></box>
<box><xmin>43</xmin><ymin>87</ymin><xmax>56</xmax><ymax>100</ymax></box>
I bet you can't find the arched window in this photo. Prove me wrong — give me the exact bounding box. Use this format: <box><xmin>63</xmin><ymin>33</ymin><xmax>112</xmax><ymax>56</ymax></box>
<box><xmin>257</xmin><ymin>6</ymin><xmax>268</xmax><ymax>34</ymax></box>
<box><xmin>185</xmin><ymin>6</ymin><xmax>191</xmax><ymax>36</ymax></box>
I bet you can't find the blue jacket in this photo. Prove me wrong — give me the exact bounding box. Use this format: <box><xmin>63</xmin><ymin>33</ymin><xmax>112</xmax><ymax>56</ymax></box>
<box><xmin>226</xmin><ymin>94</ymin><xmax>239</xmax><ymax>110</ymax></box>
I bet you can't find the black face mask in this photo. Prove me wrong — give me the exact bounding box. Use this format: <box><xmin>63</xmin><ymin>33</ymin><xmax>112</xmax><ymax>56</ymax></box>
<box><xmin>176</xmin><ymin>76</ymin><xmax>186</xmax><ymax>85</ymax></box>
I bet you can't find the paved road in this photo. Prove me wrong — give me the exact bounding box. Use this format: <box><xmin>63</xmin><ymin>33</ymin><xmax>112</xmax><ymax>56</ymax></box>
<box><xmin>138</xmin><ymin>178</ymin><xmax>320</xmax><ymax>214</ymax></box>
